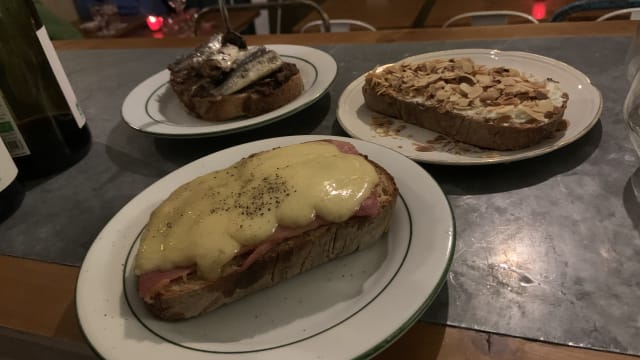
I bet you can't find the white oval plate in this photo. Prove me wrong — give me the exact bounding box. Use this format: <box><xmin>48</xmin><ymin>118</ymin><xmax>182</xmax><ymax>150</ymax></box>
<box><xmin>337</xmin><ymin>49</ymin><xmax>603</xmax><ymax>165</ymax></box>
<box><xmin>122</xmin><ymin>45</ymin><xmax>337</xmax><ymax>138</ymax></box>
<box><xmin>76</xmin><ymin>135</ymin><xmax>455</xmax><ymax>360</ymax></box>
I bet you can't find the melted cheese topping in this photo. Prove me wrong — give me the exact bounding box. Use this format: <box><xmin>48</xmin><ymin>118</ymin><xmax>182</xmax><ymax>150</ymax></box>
<box><xmin>134</xmin><ymin>142</ymin><xmax>379</xmax><ymax>280</ymax></box>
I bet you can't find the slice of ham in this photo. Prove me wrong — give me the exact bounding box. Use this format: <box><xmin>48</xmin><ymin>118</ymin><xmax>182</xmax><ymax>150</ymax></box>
<box><xmin>138</xmin><ymin>266</ymin><xmax>194</xmax><ymax>300</ymax></box>
<box><xmin>238</xmin><ymin>217</ymin><xmax>327</xmax><ymax>272</ymax></box>
<box><xmin>138</xmin><ymin>140</ymin><xmax>380</xmax><ymax>299</ymax></box>
<box><xmin>323</xmin><ymin>139</ymin><xmax>359</xmax><ymax>154</ymax></box>
<box><xmin>354</xmin><ymin>192</ymin><xmax>379</xmax><ymax>217</ymax></box>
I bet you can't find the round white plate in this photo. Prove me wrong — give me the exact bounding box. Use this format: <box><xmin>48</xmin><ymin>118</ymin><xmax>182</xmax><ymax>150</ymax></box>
<box><xmin>337</xmin><ymin>49</ymin><xmax>603</xmax><ymax>165</ymax></box>
<box><xmin>122</xmin><ymin>45</ymin><xmax>337</xmax><ymax>138</ymax></box>
<box><xmin>76</xmin><ymin>135</ymin><xmax>455</xmax><ymax>360</ymax></box>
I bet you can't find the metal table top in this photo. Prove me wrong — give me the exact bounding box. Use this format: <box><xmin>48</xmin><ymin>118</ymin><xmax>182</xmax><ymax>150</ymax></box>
<box><xmin>1</xmin><ymin>36</ymin><xmax>638</xmax><ymax>355</ymax></box>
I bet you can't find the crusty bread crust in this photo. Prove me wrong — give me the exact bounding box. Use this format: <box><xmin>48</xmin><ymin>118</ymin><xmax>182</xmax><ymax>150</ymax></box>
<box><xmin>174</xmin><ymin>67</ymin><xmax>304</xmax><ymax>122</ymax></box>
<box><xmin>143</xmin><ymin>161</ymin><xmax>398</xmax><ymax>321</ymax></box>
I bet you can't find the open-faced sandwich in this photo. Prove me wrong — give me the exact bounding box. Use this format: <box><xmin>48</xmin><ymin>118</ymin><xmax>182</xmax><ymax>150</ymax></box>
<box><xmin>362</xmin><ymin>58</ymin><xmax>569</xmax><ymax>150</ymax></box>
<box><xmin>135</xmin><ymin>140</ymin><xmax>398</xmax><ymax>320</ymax></box>
<box><xmin>168</xmin><ymin>34</ymin><xmax>304</xmax><ymax>122</ymax></box>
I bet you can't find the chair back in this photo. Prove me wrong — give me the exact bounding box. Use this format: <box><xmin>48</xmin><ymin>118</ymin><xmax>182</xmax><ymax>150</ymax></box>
<box><xmin>551</xmin><ymin>0</ymin><xmax>640</xmax><ymax>22</ymax></box>
<box><xmin>300</xmin><ymin>19</ymin><xmax>376</xmax><ymax>32</ymax></box>
<box><xmin>596</xmin><ymin>7</ymin><xmax>640</xmax><ymax>20</ymax></box>
<box><xmin>442</xmin><ymin>10</ymin><xmax>539</xmax><ymax>28</ymax></box>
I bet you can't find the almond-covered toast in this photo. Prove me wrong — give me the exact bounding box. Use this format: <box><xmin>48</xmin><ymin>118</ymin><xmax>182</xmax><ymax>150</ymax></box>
<box><xmin>135</xmin><ymin>140</ymin><xmax>398</xmax><ymax>321</ymax></box>
<box><xmin>362</xmin><ymin>58</ymin><xmax>569</xmax><ymax>150</ymax></box>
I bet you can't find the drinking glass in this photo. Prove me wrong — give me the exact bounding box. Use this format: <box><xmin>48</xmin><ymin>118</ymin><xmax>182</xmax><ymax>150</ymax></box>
<box><xmin>625</xmin><ymin>22</ymin><xmax>640</xmax><ymax>158</ymax></box>
<box><xmin>87</xmin><ymin>0</ymin><xmax>124</xmax><ymax>36</ymax></box>
<box><xmin>624</xmin><ymin>70</ymin><xmax>640</xmax><ymax>156</ymax></box>
<box><xmin>626</xmin><ymin>22</ymin><xmax>640</xmax><ymax>81</ymax></box>
<box><xmin>164</xmin><ymin>0</ymin><xmax>195</xmax><ymax>36</ymax></box>
<box><xmin>167</xmin><ymin>0</ymin><xmax>187</xmax><ymax>16</ymax></box>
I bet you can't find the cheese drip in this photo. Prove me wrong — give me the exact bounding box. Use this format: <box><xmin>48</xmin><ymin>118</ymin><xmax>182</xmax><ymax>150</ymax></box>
<box><xmin>134</xmin><ymin>142</ymin><xmax>379</xmax><ymax>280</ymax></box>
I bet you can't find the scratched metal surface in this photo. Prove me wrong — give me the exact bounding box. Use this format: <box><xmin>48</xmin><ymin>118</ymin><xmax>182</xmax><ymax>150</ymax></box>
<box><xmin>0</xmin><ymin>36</ymin><xmax>638</xmax><ymax>355</ymax></box>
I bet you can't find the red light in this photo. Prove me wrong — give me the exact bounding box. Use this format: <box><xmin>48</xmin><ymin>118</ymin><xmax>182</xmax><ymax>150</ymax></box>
<box><xmin>531</xmin><ymin>1</ymin><xmax>547</xmax><ymax>20</ymax></box>
<box><xmin>146</xmin><ymin>15</ymin><xmax>164</xmax><ymax>32</ymax></box>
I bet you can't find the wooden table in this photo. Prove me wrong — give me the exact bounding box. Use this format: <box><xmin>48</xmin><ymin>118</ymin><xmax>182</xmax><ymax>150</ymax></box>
<box><xmin>3</xmin><ymin>20</ymin><xmax>639</xmax><ymax>360</ymax></box>
<box><xmin>77</xmin><ymin>9</ymin><xmax>260</xmax><ymax>39</ymax></box>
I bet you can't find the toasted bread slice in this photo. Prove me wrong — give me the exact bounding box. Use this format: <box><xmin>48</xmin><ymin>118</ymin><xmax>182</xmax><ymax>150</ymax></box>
<box><xmin>172</xmin><ymin>62</ymin><xmax>304</xmax><ymax>122</ymax></box>
<box><xmin>143</xmin><ymin>161</ymin><xmax>397</xmax><ymax>321</ymax></box>
<box><xmin>362</xmin><ymin>59</ymin><xmax>569</xmax><ymax>151</ymax></box>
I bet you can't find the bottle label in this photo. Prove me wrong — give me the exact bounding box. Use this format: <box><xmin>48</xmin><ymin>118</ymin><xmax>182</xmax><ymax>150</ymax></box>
<box><xmin>35</xmin><ymin>27</ymin><xmax>87</xmax><ymax>128</ymax></box>
<box><xmin>0</xmin><ymin>92</ymin><xmax>30</xmax><ymax>157</ymax></box>
<box><xmin>0</xmin><ymin>139</ymin><xmax>18</xmax><ymax>191</ymax></box>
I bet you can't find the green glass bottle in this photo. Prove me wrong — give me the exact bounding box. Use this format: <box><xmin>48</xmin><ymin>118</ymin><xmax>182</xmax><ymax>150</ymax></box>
<box><xmin>0</xmin><ymin>0</ymin><xmax>91</xmax><ymax>179</ymax></box>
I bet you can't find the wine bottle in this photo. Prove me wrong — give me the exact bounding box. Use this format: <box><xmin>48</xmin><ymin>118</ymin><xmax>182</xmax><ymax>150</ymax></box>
<box><xmin>0</xmin><ymin>139</ymin><xmax>24</xmax><ymax>223</ymax></box>
<box><xmin>0</xmin><ymin>0</ymin><xmax>91</xmax><ymax>179</ymax></box>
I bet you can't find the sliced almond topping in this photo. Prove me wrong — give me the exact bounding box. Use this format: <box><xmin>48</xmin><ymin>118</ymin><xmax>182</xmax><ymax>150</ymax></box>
<box><xmin>436</xmin><ymin>89</ymin><xmax>451</xmax><ymax>100</ymax></box>
<box><xmin>440</xmin><ymin>72</ymin><xmax>459</xmax><ymax>80</ymax></box>
<box><xmin>499</xmin><ymin>97</ymin><xmax>520</xmax><ymax>106</ymax></box>
<box><xmin>494</xmin><ymin>115</ymin><xmax>513</xmax><ymax>125</ymax></box>
<box><xmin>468</xmin><ymin>85</ymin><xmax>483</xmax><ymax>99</ymax></box>
<box><xmin>506</xmin><ymin>68</ymin><xmax>521</xmax><ymax>77</ymax></box>
<box><xmin>458</xmin><ymin>83</ymin><xmax>483</xmax><ymax>99</ymax></box>
<box><xmin>475</xmin><ymin>66</ymin><xmax>489</xmax><ymax>75</ymax></box>
<box><xmin>429</xmin><ymin>81</ymin><xmax>446</xmax><ymax>92</ymax></box>
<box><xmin>412</xmin><ymin>73</ymin><xmax>441</xmax><ymax>87</ymax></box>
<box><xmin>454</xmin><ymin>98</ymin><xmax>471</xmax><ymax>109</ymax></box>
<box><xmin>475</xmin><ymin>74</ymin><xmax>493</xmax><ymax>86</ymax></box>
<box><xmin>500</xmin><ymin>77</ymin><xmax>517</xmax><ymax>86</ymax></box>
<box><xmin>479</xmin><ymin>88</ymin><xmax>500</xmax><ymax>101</ymax></box>
<box><xmin>458</xmin><ymin>82</ymin><xmax>472</xmax><ymax>94</ymax></box>
<box><xmin>520</xmin><ymin>106</ymin><xmax>548</xmax><ymax>121</ymax></box>
<box><xmin>435</xmin><ymin>60</ymin><xmax>453</xmax><ymax>71</ymax></box>
<box><xmin>534</xmin><ymin>99</ymin><xmax>555</xmax><ymax>113</ymax></box>
<box><xmin>458</xmin><ymin>74</ymin><xmax>477</xmax><ymax>86</ymax></box>
<box><xmin>505</xmin><ymin>84</ymin><xmax>533</xmax><ymax>96</ymax></box>
<box><xmin>424</xmin><ymin>62</ymin><xmax>435</xmax><ymax>73</ymax></box>
<box><xmin>453</xmin><ymin>58</ymin><xmax>474</xmax><ymax>73</ymax></box>
<box><xmin>493</xmin><ymin>105</ymin><xmax>515</xmax><ymax>114</ymax></box>
<box><xmin>530</xmin><ymin>80</ymin><xmax>546</xmax><ymax>89</ymax></box>
<box><xmin>443</xmin><ymin>102</ymin><xmax>454</xmax><ymax>111</ymax></box>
